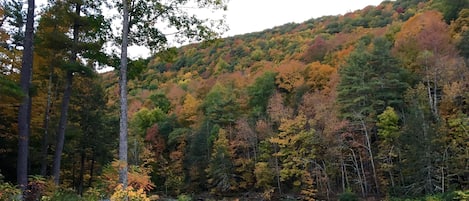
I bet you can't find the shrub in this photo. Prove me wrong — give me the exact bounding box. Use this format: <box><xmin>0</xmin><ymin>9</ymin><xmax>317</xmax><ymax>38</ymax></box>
<box><xmin>177</xmin><ymin>194</ymin><xmax>192</xmax><ymax>201</ymax></box>
<box><xmin>110</xmin><ymin>184</ymin><xmax>152</xmax><ymax>201</ymax></box>
<box><xmin>338</xmin><ymin>188</ymin><xmax>359</xmax><ymax>201</ymax></box>
<box><xmin>0</xmin><ymin>181</ymin><xmax>21</xmax><ymax>201</ymax></box>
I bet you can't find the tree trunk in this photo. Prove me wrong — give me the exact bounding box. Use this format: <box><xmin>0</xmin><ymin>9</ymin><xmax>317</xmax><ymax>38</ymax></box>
<box><xmin>119</xmin><ymin>0</ymin><xmax>130</xmax><ymax>189</ymax></box>
<box><xmin>88</xmin><ymin>151</ymin><xmax>95</xmax><ymax>187</ymax></box>
<box><xmin>52</xmin><ymin>71</ymin><xmax>73</xmax><ymax>184</ymax></box>
<box><xmin>40</xmin><ymin>67</ymin><xmax>54</xmax><ymax>176</ymax></box>
<box><xmin>52</xmin><ymin>2</ymin><xmax>81</xmax><ymax>185</ymax></box>
<box><xmin>17</xmin><ymin>0</ymin><xmax>35</xmax><ymax>195</ymax></box>
<box><xmin>78</xmin><ymin>149</ymin><xmax>85</xmax><ymax>195</ymax></box>
<box><xmin>359</xmin><ymin>118</ymin><xmax>380</xmax><ymax>194</ymax></box>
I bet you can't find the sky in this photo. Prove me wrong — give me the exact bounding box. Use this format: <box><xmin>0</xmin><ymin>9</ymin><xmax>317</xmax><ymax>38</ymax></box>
<box><xmin>223</xmin><ymin>0</ymin><xmax>385</xmax><ymax>37</ymax></box>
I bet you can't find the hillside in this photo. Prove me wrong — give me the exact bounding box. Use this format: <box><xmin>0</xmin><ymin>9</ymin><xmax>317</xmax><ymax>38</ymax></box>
<box><xmin>1</xmin><ymin>0</ymin><xmax>467</xmax><ymax>200</ymax></box>
<box><xmin>97</xmin><ymin>0</ymin><xmax>469</xmax><ymax>199</ymax></box>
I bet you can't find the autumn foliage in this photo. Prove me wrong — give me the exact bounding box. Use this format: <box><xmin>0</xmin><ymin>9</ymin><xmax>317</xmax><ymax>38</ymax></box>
<box><xmin>2</xmin><ymin>0</ymin><xmax>469</xmax><ymax>200</ymax></box>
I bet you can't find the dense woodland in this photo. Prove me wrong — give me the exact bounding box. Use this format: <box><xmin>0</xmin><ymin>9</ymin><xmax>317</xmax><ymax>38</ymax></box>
<box><xmin>1</xmin><ymin>0</ymin><xmax>469</xmax><ymax>200</ymax></box>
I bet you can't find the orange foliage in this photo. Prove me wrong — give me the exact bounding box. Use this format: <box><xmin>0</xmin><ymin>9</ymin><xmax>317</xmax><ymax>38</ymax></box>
<box><xmin>306</xmin><ymin>62</ymin><xmax>336</xmax><ymax>91</ymax></box>
<box><xmin>394</xmin><ymin>11</ymin><xmax>444</xmax><ymax>51</ymax></box>
<box><xmin>275</xmin><ymin>60</ymin><xmax>307</xmax><ymax>92</ymax></box>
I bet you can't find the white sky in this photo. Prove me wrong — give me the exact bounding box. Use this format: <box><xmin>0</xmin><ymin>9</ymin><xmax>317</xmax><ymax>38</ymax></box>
<box><xmin>223</xmin><ymin>0</ymin><xmax>385</xmax><ymax>37</ymax></box>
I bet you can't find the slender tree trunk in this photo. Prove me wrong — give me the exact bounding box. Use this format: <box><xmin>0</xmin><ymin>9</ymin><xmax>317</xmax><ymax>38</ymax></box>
<box><xmin>17</xmin><ymin>0</ymin><xmax>35</xmax><ymax>195</ymax></box>
<box><xmin>119</xmin><ymin>0</ymin><xmax>130</xmax><ymax>190</ymax></box>
<box><xmin>40</xmin><ymin>67</ymin><xmax>54</xmax><ymax>176</ymax></box>
<box><xmin>351</xmin><ymin>148</ymin><xmax>365</xmax><ymax>197</ymax></box>
<box><xmin>274</xmin><ymin>148</ymin><xmax>282</xmax><ymax>194</ymax></box>
<box><xmin>341</xmin><ymin>158</ymin><xmax>346</xmax><ymax>192</ymax></box>
<box><xmin>78</xmin><ymin>149</ymin><xmax>85</xmax><ymax>195</ymax></box>
<box><xmin>52</xmin><ymin>71</ymin><xmax>73</xmax><ymax>184</ymax></box>
<box><xmin>88</xmin><ymin>151</ymin><xmax>95</xmax><ymax>187</ymax></box>
<box><xmin>359</xmin><ymin>118</ymin><xmax>380</xmax><ymax>194</ymax></box>
<box><xmin>52</xmin><ymin>2</ymin><xmax>81</xmax><ymax>185</ymax></box>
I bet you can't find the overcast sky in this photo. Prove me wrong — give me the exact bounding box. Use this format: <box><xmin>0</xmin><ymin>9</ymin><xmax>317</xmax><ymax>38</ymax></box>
<box><xmin>223</xmin><ymin>0</ymin><xmax>385</xmax><ymax>37</ymax></box>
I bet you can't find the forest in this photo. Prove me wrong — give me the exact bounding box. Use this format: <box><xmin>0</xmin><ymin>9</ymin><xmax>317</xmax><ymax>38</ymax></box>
<box><xmin>1</xmin><ymin>0</ymin><xmax>469</xmax><ymax>200</ymax></box>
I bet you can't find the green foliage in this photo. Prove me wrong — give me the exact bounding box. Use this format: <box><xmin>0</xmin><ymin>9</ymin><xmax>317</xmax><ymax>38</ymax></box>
<box><xmin>131</xmin><ymin>107</ymin><xmax>166</xmax><ymax>134</ymax></box>
<box><xmin>337</xmin><ymin>37</ymin><xmax>409</xmax><ymax>120</ymax></box>
<box><xmin>377</xmin><ymin>107</ymin><xmax>400</xmax><ymax>140</ymax></box>
<box><xmin>338</xmin><ymin>189</ymin><xmax>359</xmax><ymax>201</ymax></box>
<box><xmin>0</xmin><ymin>75</ymin><xmax>23</xmax><ymax>100</ymax></box>
<box><xmin>3</xmin><ymin>0</ymin><xmax>25</xmax><ymax>46</ymax></box>
<box><xmin>41</xmin><ymin>189</ymin><xmax>83</xmax><ymax>201</ymax></box>
<box><xmin>202</xmin><ymin>83</ymin><xmax>239</xmax><ymax>126</ymax></box>
<box><xmin>177</xmin><ymin>194</ymin><xmax>193</xmax><ymax>201</ymax></box>
<box><xmin>129</xmin><ymin>58</ymin><xmax>150</xmax><ymax>80</ymax></box>
<box><xmin>247</xmin><ymin>71</ymin><xmax>277</xmax><ymax>117</ymax></box>
<box><xmin>432</xmin><ymin>0</ymin><xmax>469</xmax><ymax>23</ymax></box>
<box><xmin>454</xmin><ymin>190</ymin><xmax>469</xmax><ymax>200</ymax></box>
<box><xmin>148</xmin><ymin>92</ymin><xmax>172</xmax><ymax>113</ymax></box>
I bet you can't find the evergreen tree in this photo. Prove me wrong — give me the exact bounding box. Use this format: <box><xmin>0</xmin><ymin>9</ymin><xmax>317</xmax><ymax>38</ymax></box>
<box><xmin>337</xmin><ymin>37</ymin><xmax>410</xmax><ymax>195</ymax></box>
<box><xmin>38</xmin><ymin>0</ymin><xmax>110</xmax><ymax>184</ymax></box>
<box><xmin>206</xmin><ymin>128</ymin><xmax>235</xmax><ymax>194</ymax></box>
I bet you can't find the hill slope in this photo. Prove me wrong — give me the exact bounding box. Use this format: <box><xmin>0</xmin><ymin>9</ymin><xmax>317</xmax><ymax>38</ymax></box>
<box><xmin>102</xmin><ymin>0</ymin><xmax>469</xmax><ymax>199</ymax></box>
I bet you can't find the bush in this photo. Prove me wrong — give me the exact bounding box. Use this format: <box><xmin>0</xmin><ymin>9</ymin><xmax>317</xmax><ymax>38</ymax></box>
<box><xmin>177</xmin><ymin>194</ymin><xmax>192</xmax><ymax>201</ymax></box>
<box><xmin>454</xmin><ymin>190</ymin><xmax>469</xmax><ymax>200</ymax></box>
<box><xmin>0</xmin><ymin>182</ymin><xmax>21</xmax><ymax>201</ymax></box>
<box><xmin>338</xmin><ymin>188</ymin><xmax>359</xmax><ymax>201</ymax></box>
<box><xmin>41</xmin><ymin>189</ymin><xmax>82</xmax><ymax>201</ymax></box>
<box><xmin>110</xmin><ymin>184</ymin><xmax>152</xmax><ymax>201</ymax></box>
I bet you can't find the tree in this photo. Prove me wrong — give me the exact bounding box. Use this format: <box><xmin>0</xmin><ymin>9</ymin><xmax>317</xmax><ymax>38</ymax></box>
<box><xmin>400</xmin><ymin>84</ymin><xmax>441</xmax><ymax>195</ymax></box>
<box><xmin>376</xmin><ymin>106</ymin><xmax>401</xmax><ymax>192</ymax></box>
<box><xmin>206</xmin><ymin>128</ymin><xmax>234</xmax><ymax>194</ymax></box>
<box><xmin>179</xmin><ymin>93</ymin><xmax>201</xmax><ymax>126</ymax></box>
<box><xmin>202</xmin><ymin>83</ymin><xmax>239</xmax><ymax>126</ymax></box>
<box><xmin>337</xmin><ymin>37</ymin><xmax>409</xmax><ymax>195</ymax></box>
<box><xmin>275</xmin><ymin>60</ymin><xmax>306</xmax><ymax>93</ymax></box>
<box><xmin>17</xmin><ymin>0</ymin><xmax>34</xmax><ymax>194</ymax></box>
<box><xmin>269</xmin><ymin>114</ymin><xmax>316</xmax><ymax>198</ymax></box>
<box><xmin>42</xmin><ymin>0</ymin><xmax>109</xmax><ymax>184</ymax></box>
<box><xmin>432</xmin><ymin>0</ymin><xmax>469</xmax><ymax>24</ymax></box>
<box><xmin>247</xmin><ymin>71</ymin><xmax>277</xmax><ymax>117</ymax></box>
<box><xmin>116</xmin><ymin>0</ymin><xmax>228</xmax><ymax>188</ymax></box>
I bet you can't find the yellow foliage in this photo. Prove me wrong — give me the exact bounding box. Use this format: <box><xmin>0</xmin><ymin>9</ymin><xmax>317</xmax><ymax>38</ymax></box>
<box><xmin>306</xmin><ymin>62</ymin><xmax>336</xmax><ymax>91</ymax></box>
<box><xmin>110</xmin><ymin>184</ymin><xmax>154</xmax><ymax>201</ymax></box>
<box><xmin>179</xmin><ymin>93</ymin><xmax>201</xmax><ymax>125</ymax></box>
<box><xmin>100</xmin><ymin>159</ymin><xmax>155</xmax><ymax>195</ymax></box>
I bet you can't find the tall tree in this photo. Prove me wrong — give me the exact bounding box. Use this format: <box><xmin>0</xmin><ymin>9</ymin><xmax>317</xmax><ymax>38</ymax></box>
<box><xmin>38</xmin><ymin>0</ymin><xmax>109</xmax><ymax>184</ymax></box>
<box><xmin>118</xmin><ymin>0</ymin><xmax>130</xmax><ymax>189</ymax></box>
<box><xmin>337</xmin><ymin>37</ymin><xmax>409</xmax><ymax>195</ymax></box>
<box><xmin>17</xmin><ymin>0</ymin><xmax>34</xmax><ymax>195</ymax></box>
<box><xmin>115</xmin><ymin>0</ymin><xmax>228</xmax><ymax>189</ymax></box>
